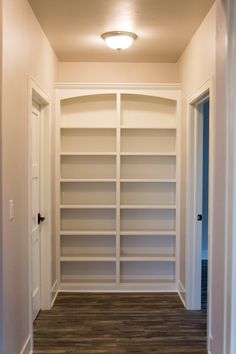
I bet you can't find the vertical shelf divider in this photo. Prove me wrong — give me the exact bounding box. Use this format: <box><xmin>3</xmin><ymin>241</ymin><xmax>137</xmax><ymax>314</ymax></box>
<box><xmin>116</xmin><ymin>93</ymin><xmax>121</xmax><ymax>284</ymax></box>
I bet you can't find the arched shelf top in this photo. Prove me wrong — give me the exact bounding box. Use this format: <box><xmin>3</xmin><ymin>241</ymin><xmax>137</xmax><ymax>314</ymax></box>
<box><xmin>56</xmin><ymin>84</ymin><xmax>181</xmax><ymax>103</ymax></box>
<box><xmin>58</xmin><ymin>87</ymin><xmax>180</xmax><ymax>129</ymax></box>
<box><xmin>120</xmin><ymin>93</ymin><xmax>177</xmax><ymax>104</ymax></box>
<box><xmin>60</xmin><ymin>93</ymin><xmax>116</xmax><ymax>105</ymax></box>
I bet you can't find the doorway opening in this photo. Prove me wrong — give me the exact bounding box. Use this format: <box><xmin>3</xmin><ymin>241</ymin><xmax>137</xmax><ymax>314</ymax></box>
<box><xmin>201</xmin><ymin>99</ymin><xmax>209</xmax><ymax>310</ymax></box>
<box><xmin>186</xmin><ymin>80</ymin><xmax>214</xmax><ymax>350</ymax></box>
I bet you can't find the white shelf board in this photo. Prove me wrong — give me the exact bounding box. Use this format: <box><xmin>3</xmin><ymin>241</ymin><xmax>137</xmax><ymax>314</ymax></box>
<box><xmin>60</xmin><ymin>204</ymin><xmax>116</xmax><ymax>209</ymax></box>
<box><xmin>120</xmin><ymin>255</ymin><xmax>176</xmax><ymax>262</ymax></box>
<box><xmin>60</xmin><ymin>126</ymin><xmax>117</xmax><ymax>129</ymax></box>
<box><xmin>60</xmin><ymin>279</ymin><xmax>116</xmax><ymax>285</ymax></box>
<box><xmin>60</xmin><ymin>281</ymin><xmax>177</xmax><ymax>292</ymax></box>
<box><xmin>60</xmin><ymin>179</ymin><xmax>116</xmax><ymax>183</ymax></box>
<box><xmin>60</xmin><ymin>255</ymin><xmax>116</xmax><ymax>262</ymax></box>
<box><xmin>120</xmin><ymin>179</ymin><xmax>176</xmax><ymax>183</ymax></box>
<box><xmin>60</xmin><ymin>152</ymin><xmax>117</xmax><ymax>156</ymax></box>
<box><xmin>120</xmin><ymin>152</ymin><xmax>176</xmax><ymax>157</ymax></box>
<box><xmin>120</xmin><ymin>279</ymin><xmax>175</xmax><ymax>285</ymax></box>
<box><xmin>120</xmin><ymin>230</ymin><xmax>176</xmax><ymax>236</ymax></box>
<box><xmin>60</xmin><ymin>230</ymin><xmax>116</xmax><ymax>236</ymax></box>
<box><xmin>120</xmin><ymin>205</ymin><xmax>176</xmax><ymax>210</ymax></box>
<box><xmin>120</xmin><ymin>126</ymin><xmax>177</xmax><ymax>130</ymax></box>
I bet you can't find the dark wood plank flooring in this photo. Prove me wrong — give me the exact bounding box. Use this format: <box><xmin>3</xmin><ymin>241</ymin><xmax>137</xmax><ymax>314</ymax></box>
<box><xmin>201</xmin><ymin>260</ymin><xmax>208</xmax><ymax>310</ymax></box>
<box><xmin>34</xmin><ymin>293</ymin><xmax>207</xmax><ymax>354</ymax></box>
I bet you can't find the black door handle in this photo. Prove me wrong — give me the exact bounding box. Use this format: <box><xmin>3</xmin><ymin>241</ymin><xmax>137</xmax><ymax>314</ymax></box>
<box><xmin>38</xmin><ymin>213</ymin><xmax>45</xmax><ymax>225</ymax></box>
<box><xmin>197</xmin><ymin>214</ymin><xmax>202</xmax><ymax>221</ymax></box>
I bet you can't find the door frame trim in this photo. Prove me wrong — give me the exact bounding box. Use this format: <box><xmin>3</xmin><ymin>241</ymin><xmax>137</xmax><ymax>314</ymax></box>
<box><xmin>223</xmin><ymin>1</ymin><xmax>236</xmax><ymax>353</ymax></box>
<box><xmin>28</xmin><ymin>77</ymin><xmax>52</xmax><ymax>338</ymax></box>
<box><xmin>186</xmin><ymin>78</ymin><xmax>214</xmax><ymax>348</ymax></box>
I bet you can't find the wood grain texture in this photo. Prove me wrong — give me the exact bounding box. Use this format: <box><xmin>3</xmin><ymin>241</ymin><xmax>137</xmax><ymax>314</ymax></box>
<box><xmin>201</xmin><ymin>260</ymin><xmax>208</xmax><ymax>310</ymax></box>
<box><xmin>34</xmin><ymin>292</ymin><xmax>207</xmax><ymax>354</ymax></box>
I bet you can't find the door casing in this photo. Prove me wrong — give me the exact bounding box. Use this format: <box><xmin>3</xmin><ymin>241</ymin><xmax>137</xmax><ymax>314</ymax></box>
<box><xmin>31</xmin><ymin>101</ymin><xmax>41</xmax><ymax>322</ymax></box>
<box><xmin>28</xmin><ymin>77</ymin><xmax>52</xmax><ymax>347</ymax></box>
<box><xmin>186</xmin><ymin>79</ymin><xmax>214</xmax><ymax>350</ymax></box>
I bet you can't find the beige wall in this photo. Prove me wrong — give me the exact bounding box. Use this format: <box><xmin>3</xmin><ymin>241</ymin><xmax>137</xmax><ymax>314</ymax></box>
<box><xmin>0</xmin><ymin>0</ymin><xmax>3</xmax><ymax>352</ymax></box>
<box><xmin>177</xmin><ymin>4</ymin><xmax>216</xmax><ymax>291</ymax></box>
<box><xmin>211</xmin><ymin>1</ymin><xmax>227</xmax><ymax>353</ymax></box>
<box><xmin>58</xmin><ymin>62</ymin><xmax>179</xmax><ymax>83</ymax></box>
<box><xmin>177</xmin><ymin>3</ymin><xmax>231</xmax><ymax>353</ymax></box>
<box><xmin>1</xmin><ymin>0</ymin><xmax>58</xmax><ymax>353</ymax></box>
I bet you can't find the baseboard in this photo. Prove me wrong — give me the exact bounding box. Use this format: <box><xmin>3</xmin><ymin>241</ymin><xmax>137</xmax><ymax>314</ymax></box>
<box><xmin>59</xmin><ymin>283</ymin><xmax>177</xmax><ymax>292</ymax></box>
<box><xmin>51</xmin><ymin>279</ymin><xmax>58</xmax><ymax>307</ymax></box>
<box><xmin>19</xmin><ymin>335</ymin><xmax>32</xmax><ymax>354</ymax></box>
<box><xmin>177</xmin><ymin>280</ymin><xmax>186</xmax><ymax>307</ymax></box>
<box><xmin>208</xmin><ymin>335</ymin><xmax>213</xmax><ymax>354</ymax></box>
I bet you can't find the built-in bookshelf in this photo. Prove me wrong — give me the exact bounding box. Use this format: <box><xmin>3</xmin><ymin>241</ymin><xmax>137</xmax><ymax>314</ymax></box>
<box><xmin>56</xmin><ymin>86</ymin><xmax>180</xmax><ymax>291</ymax></box>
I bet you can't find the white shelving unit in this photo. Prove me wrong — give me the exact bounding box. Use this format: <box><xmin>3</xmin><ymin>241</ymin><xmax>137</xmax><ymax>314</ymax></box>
<box><xmin>56</xmin><ymin>85</ymin><xmax>181</xmax><ymax>291</ymax></box>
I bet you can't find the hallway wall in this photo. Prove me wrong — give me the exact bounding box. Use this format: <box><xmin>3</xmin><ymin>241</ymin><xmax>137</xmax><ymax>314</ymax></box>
<box><xmin>177</xmin><ymin>3</ymin><xmax>216</xmax><ymax>294</ymax></box>
<box><xmin>211</xmin><ymin>0</ymin><xmax>228</xmax><ymax>353</ymax></box>
<box><xmin>0</xmin><ymin>1</ymin><xmax>3</xmax><ymax>353</ymax></box>
<box><xmin>58</xmin><ymin>62</ymin><xmax>179</xmax><ymax>83</ymax></box>
<box><xmin>1</xmin><ymin>0</ymin><xmax>58</xmax><ymax>353</ymax></box>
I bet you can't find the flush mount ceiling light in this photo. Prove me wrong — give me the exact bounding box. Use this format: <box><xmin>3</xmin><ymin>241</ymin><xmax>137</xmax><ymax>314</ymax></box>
<box><xmin>101</xmin><ymin>31</ymin><xmax>137</xmax><ymax>50</ymax></box>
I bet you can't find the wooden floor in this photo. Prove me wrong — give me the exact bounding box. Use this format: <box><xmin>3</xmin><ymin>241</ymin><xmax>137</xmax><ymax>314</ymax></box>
<box><xmin>34</xmin><ymin>292</ymin><xmax>207</xmax><ymax>354</ymax></box>
<box><xmin>201</xmin><ymin>260</ymin><xmax>208</xmax><ymax>310</ymax></box>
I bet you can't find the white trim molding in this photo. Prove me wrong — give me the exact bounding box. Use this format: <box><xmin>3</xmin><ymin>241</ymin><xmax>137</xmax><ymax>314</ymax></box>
<box><xmin>19</xmin><ymin>336</ymin><xmax>32</xmax><ymax>354</ymax></box>
<box><xmin>186</xmin><ymin>79</ymin><xmax>214</xmax><ymax>308</ymax></box>
<box><xmin>186</xmin><ymin>78</ymin><xmax>214</xmax><ymax>352</ymax></box>
<box><xmin>178</xmin><ymin>280</ymin><xmax>186</xmax><ymax>307</ymax></box>
<box><xmin>51</xmin><ymin>280</ymin><xmax>59</xmax><ymax>307</ymax></box>
<box><xmin>223</xmin><ymin>0</ymin><xmax>236</xmax><ymax>353</ymax></box>
<box><xmin>28</xmin><ymin>77</ymin><xmax>52</xmax><ymax>349</ymax></box>
<box><xmin>55</xmin><ymin>82</ymin><xmax>182</xmax><ymax>89</ymax></box>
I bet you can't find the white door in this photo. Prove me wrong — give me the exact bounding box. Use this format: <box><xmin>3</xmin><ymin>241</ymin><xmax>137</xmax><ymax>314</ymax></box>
<box><xmin>31</xmin><ymin>102</ymin><xmax>41</xmax><ymax>322</ymax></box>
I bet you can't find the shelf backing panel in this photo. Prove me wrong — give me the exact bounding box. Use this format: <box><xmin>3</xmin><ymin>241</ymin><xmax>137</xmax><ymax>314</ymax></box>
<box><xmin>61</xmin><ymin>182</ymin><xmax>116</xmax><ymax>205</ymax></box>
<box><xmin>61</xmin><ymin>235</ymin><xmax>116</xmax><ymax>257</ymax></box>
<box><xmin>61</xmin><ymin>209</ymin><xmax>116</xmax><ymax>231</ymax></box>
<box><xmin>120</xmin><ymin>209</ymin><xmax>176</xmax><ymax>231</ymax></box>
<box><xmin>61</xmin><ymin>94</ymin><xmax>117</xmax><ymax>127</ymax></box>
<box><xmin>121</xmin><ymin>94</ymin><xmax>177</xmax><ymax>128</ymax></box>
<box><xmin>61</xmin><ymin>128</ymin><xmax>116</xmax><ymax>153</ymax></box>
<box><xmin>61</xmin><ymin>261</ymin><xmax>116</xmax><ymax>283</ymax></box>
<box><xmin>120</xmin><ymin>235</ymin><xmax>175</xmax><ymax>257</ymax></box>
<box><xmin>61</xmin><ymin>155</ymin><xmax>116</xmax><ymax>179</ymax></box>
<box><xmin>120</xmin><ymin>156</ymin><xmax>176</xmax><ymax>180</ymax></box>
<box><xmin>121</xmin><ymin>128</ymin><xmax>176</xmax><ymax>153</ymax></box>
<box><xmin>120</xmin><ymin>182</ymin><xmax>176</xmax><ymax>205</ymax></box>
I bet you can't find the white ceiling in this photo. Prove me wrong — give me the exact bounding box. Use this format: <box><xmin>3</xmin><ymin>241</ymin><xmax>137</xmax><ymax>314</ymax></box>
<box><xmin>29</xmin><ymin>0</ymin><xmax>215</xmax><ymax>63</ymax></box>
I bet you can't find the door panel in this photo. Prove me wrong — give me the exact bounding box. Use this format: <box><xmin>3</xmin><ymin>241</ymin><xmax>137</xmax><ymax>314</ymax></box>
<box><xmin>32</xmin><ymin>103</ymin><xmax>41</xmax><ymax>322</ymax></box>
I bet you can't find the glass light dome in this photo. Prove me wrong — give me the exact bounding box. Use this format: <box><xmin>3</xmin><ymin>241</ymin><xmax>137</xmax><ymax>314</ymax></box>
<box><xmin>101</xmin><ymin>31</ymin><xmax>137</xmax><ymax>50</ymax></box>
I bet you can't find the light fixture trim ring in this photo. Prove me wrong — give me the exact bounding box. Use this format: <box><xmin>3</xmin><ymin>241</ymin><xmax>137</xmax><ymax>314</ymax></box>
<box><xmin>101</xmin><ymin>31</ymin><xmax>138</xmax><ymax>41</ymax></box>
